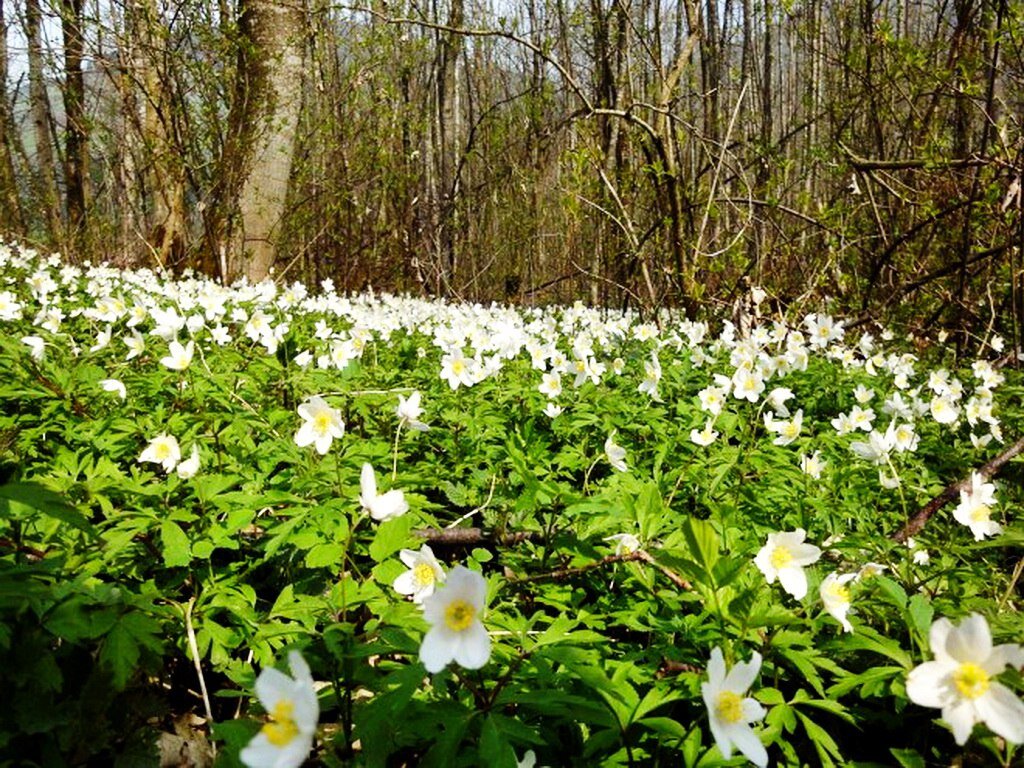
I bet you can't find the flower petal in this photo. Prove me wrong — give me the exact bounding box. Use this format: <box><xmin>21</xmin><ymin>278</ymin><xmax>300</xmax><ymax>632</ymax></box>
<box><xmin>975</xmin><ymin>682</ymin><xmax>1024</xmax><ymax>744</ymax></box>
<box><xmin>906</xmin><ymin>660</ymin><xmax>953</xmax><ymax>709</ymax></box>
<box><xmin>728</xmin><ymin>722</ymin><xmax>769</xmax><ymax>768</ymax></box>
<box><xmin>943</xmin><ymin>699</ymin><xmax>978</xmax><ymax>745</ymax></box>
<box><xmin>453</xmin><ymin>621</ymin><xmax>491</xmax><ymax>670</ymax></box>
<box><xmin>723</xmin><ymin>651</ymin><xmax>761</xmax><ymax>693</ymax></box>
<box><xmin>777</xmin><ymin>565</ymin><xmax>809</xmax><ymax>600</ymax></box>
<box><xmin>419</xmin><ymin>626</ymin><xmax>454</xmax><ymax>673</ymax></box>
<box><xmin>945</xmin><ymin>613</ymin><xmax>992</xmax><ymax>664</ymax></box>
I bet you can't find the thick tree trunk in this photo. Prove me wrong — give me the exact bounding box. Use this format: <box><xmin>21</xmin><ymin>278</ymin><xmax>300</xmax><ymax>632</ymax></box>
<box><xmin>0</xmin><ymin>2</ymin><xmax>24</xmax><ymax>232</ymax></box>
<box><xmin>216</xmin><ymin>0</ymin><xmax>306</xmax><ymax>283</ymax></box>
<box><xmin>25</xmin><ymin>0</ymin><xmax>62</xmax><ymax>239</ymax></box>
<box><xmin>60</xmin><ymin>0</ymin><xmax>89</xmax><ymax>249</ymax></box>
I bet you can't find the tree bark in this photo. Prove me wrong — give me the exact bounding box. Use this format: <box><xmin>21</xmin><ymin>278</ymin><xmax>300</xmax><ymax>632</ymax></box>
<box><xmin>215</xmin><ymin>0</ymin><xmax>307</xmax><ymax>283</ymax></box>
<box><xmin>25</xmin><ymin>0</ymin><xmax>63</xmax><ymax>239</ymax></box>
<box><xmin>60</xmin><ymin>0</ymin><xmax>89</xmax><ymax>249</ymax></box>
<box><xmin>0</xmin><ymin>2</ymin><xmax>24</xmax><ymax>232</ymax></box>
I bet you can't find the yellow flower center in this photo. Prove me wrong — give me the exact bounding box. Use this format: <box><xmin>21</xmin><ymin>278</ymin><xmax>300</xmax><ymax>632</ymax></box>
<box><xmin>313</xmin><ymin>412</ymin><xmax>333</xmax><ymax>434</ymax></box>
<box><xmin>154</xmin><ymin>443</ymin><xmax>170</xmax><ymax>460</ymax></box>
<box><xmin>444</xmin><ymin>599</ymin><xmax>476</xmax><ymax>632</ymax></box>
<box><xmin>952</xmin><ymin>662</ymin><xmax>990</xmax><ymax>700</ymax></box>
<box><xmin>770</xmin><ymin>545</ymin><xmax>793</xmax><ymax>569</ymax></box>
<box><xmin>970</xmin><ymin>504</ymin><xmax>991</xmax><ymax>523</ymax></box>
<box><xmin>413</xmin><ymin>563</ymin><xmax>436</xmax><ymax>588</ymax></box>
<box><xmin>824</xmin><ymin>581</ymin><xmax>850</xmax><ymax>603</ymax></box>
<box><xmin>262</xmin><ymin>699</ymin><xmax>299</xmax><ymax>746</ymax></box>
<box><xmin>452</xmin><ymin>359</ymin><xmax>466</xmax><ymax>375</ymax></box>
<box><xmin>715</xmin><ymin>690</ymin><xmax>744</xmax><ymax>724</ymax></box>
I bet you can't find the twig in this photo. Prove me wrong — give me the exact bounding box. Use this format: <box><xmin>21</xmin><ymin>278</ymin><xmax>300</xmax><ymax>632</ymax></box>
<box><xmin>446</xmin><ymin>476</ymin><xmax>498</xmax><ymax>529</ymax></box>
<box><xmin>893</xmin><ymin>436</ymin><xmax>1024</xmax><ymax>542</ymax></box>
<box><xmin>184</xmin><ymin>596</ymin><xmax>215</xmax><ymax>731</ymax></box>
<box><xmin>414</xmin><ymin>527</ymin><xmax>539</xmax><ymax>546</ymax></box>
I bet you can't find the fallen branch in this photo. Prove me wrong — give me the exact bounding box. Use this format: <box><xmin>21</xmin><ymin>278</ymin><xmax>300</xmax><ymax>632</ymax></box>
<box><xmin>893</xmin><ymin>436</ymin><xmax>1024</xmax><ymax>543</ymax></box>
<box><xmin>414</xmin><ymin>527</ymin><xmax>540</xmax><ymax>547</ymax></box>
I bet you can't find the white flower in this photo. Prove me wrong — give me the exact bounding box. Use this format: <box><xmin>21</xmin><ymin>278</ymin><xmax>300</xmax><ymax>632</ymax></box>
<box><xmin>698</xmin><ymin>385</ymin><xmax>727</xmax><ymax>415</ymax></box>
<box><xmin>359</xmin><ymin>463</ymin><xmax>409</xmax><ymax>521</ymax></box>
<box><xmin>419</xmin><ymin>565</ymin><xmax>491</xmax><ymax>673</ymax></box>
<box><xmin>440</xmin><ymin>350</ymin><xmax>476</xmax><ymax>389</ymax></box>
<box><xmin>139</xmin><ymin>434</ymin><xmax>182</xmax><ymax>473</ymax></box>
<box><xmin>855</xmin><ymin>562</ymin><xmax>888</xmax><ymax>580</ymax></box>
<box><xmin>294</xmin><ymin>396</ymin><xmax>345</xmax><ymax>455</ymax></box>
<box><xmin>100</xmin><ymin>378</ymin><xmax>126</xmax><ymax>400</ymax></box>
<box><xmin>396</xmin><ymin>390</ymin><xmax>429</xmax><ymax>431</ymax></box>
<box><xmin>800</xmin><ymin>451</ymin><xmax>825</xmax><ymax>479</ymax></box>
<box><xmin>701</xmin><ymin>647</ymin><xmax>768</xmax><ymax>767</ymax></box>
<box><xmin>690</xmin><ymin>419</ymin><xmax>719</xmax><ymax>446</ymax></box>
<box><xmin>516</xmin><ymin>750</ymin><xmax>547</xmax><ymax>768</ymax></box>
<box><xmin>731</xmin><ymin>367</ymin><xmax>765</xmax><ymax>403</ymax></box>
<box><xmin>21</xmin><ymin>335</ymin><xmax>45</xmax><ymax>361</ymax></box>
<box><xmin>769</xmin><ymin>409</ymin><xmax>803</xmax><ymax>446</ymax></box>
<box><xmin>820</xmin><ymin>572</ymin><xmax>857</xmax><ymax>632</ymax></box>
<box><xmin>604</xmin><ymin>431</ymin><xmax>627</xmax><ymax>472</ymax></box>
<box><xmin>906</xmin><ymin>613</ymin><xmax>1024</xmax><ymax>745</ymax></box>
<box><xmin>176</xmin><ymin>445</ymin><xmax>201</xmax><ymax>479</ymax></box>
<box><xmin>240</xmin><ymin>650</ymin><xmax>319</xmax><ymax>768</ymax></box>
<box><xmin>605</xmin><ymin>533</ymin><xmax>641</xmax><ymax>555</ymax></box>
<box><xmin>930</xmin><ymin>395</ymin><xmax>959</xmax><ymax>425</ymax></box>
<box><xmin>124</xmin><ymin>332</ymin><xmax>145</xmax><ymax>360</ymax></box>
<box><xmin>160</xmin><ymin>339</ymin><xmax>194</xmax><ymax>371</ymax></box>
<box><xmin>753</xmin><ymin>529</ymin><xmax>822</xmax><ymax>600</ymax></box>
<box><xmin>542</xmin><ymin>402</ymin><xmax>563</xmax><ymax>418</ymax></box>
<box><xmin>850</xmin><ymin>425</ymin><xmax>896</xmax><ymax>465</ymax></box>
<box><xmin>393</xmin><ymin>545</ymin><xmax>445</xmax><ymax>604</ymax></box>
<box><xmin>953</xmin><ymin>472</ymin><xmax>1002</xmax><ymax>541</ymax></box>
<box><xmin>538</xmin><ymin>372</ymin><xmax>562</xmax><ymax>399</ymax></box>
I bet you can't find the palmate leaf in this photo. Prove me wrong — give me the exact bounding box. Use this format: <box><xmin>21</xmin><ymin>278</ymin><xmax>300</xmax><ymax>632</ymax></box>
<box><xmin>0</xmin><ymin>481</ymin><xmax>98</xmax><ymax>538</ymax></box>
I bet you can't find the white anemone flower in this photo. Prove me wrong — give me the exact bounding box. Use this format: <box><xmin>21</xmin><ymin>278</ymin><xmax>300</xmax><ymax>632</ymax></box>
<box><xmin>419</xmin><ymin>565</ymin><xmax>491</xmax><ymax>673</ymax></box>
<box><xmin>820</xmin><ymin>572</ymin><xmax>857</xmax><ymax>632</ymax></box>
<box><xmin>294</xmin><ymin>396</ymin><xmax>345</xmax><ymax>455</ymax></box>
<box><xmin>160</xmin><ymin>339</ymin><xmax>194</xmax><ymax>371</ymax></box>
<box><xmin>690</xmin><ymin>419</ymin><xmax>719</xmax><ymax>446</ymax></box>
<box><xmin>240</xmin><ymin>650</ymin><xmax>319</xmax><ymax>768</ymax></box>
<box><xmin>753</xmin><ymin>529</ymin><xmax>822</xmax><ymax>600</ymax></box>
<box><xmin>701</xmin><ymin>647</ymin><xmax>768</xmax><ymax>767</ymax></box>
<box><xmin>359</xmin><ymin>463</ymin><xmax>409</xmax><ymax>521</ymax></box>
<box><xmin>139</xmin><ymin>434</ymin><xmax>181</xmax><ymax>473</ymax></box>
<box><xmin>21</xmin><ymin>335</ymin><xmax>45</xmax><ymax>361</ymax></box>
<box><xmin>953</xmin><ymin>472</ymin><xmax>1002</xmax><ymax>541</ymax></box>
<box><xmin>393</xmin><ymin>545</ymin><xmax>445</xmax><ymax>604</ymax></box>
<box><xmin>176</xmin><ymin>445</ymin><xmax>201</xmax><ymax>479</ymax></box>
<box><xmin>604</xmin><ymin>431</ymin><xmax>628</xmax><ymax>472</ymax></box>
<box><xmin>604</xmin><ymin>533</ymin><xmax>641</xmax><ymax>555</ymax></box>
<box><xmin>396</xmin><ymin>390</ymin><xmax>430</xmax><ymax>431</ymax></box>
<box><xmin>906</xmin><ymin>613</ymin><xmax>1024</xmax><ymax>745</ymax></box>
<box><xmin>99</xmin><ymin>378</ymin><xmax>127</xmax><ymax>400</ymax></box>
<box><xmin>800</xmin><ymin>451</ymin><xmax>825</xmax><ymax>479</ymax></box>
<box><xmin>542</xmin><ymin>402</ymin><xmax>563</xmax><ymax>418</ymax></box>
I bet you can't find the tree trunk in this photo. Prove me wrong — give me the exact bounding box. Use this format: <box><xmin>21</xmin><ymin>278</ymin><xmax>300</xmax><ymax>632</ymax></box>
<box><xmin>60</xmin><ymin>0</ymin><xmax>89</xmax><ymax>250</ymax></box>
<box><xmin>0</xmin><ymin>2</ymin><xmax>24</xmax><ymax>232</ymax></box>
<box><xmin>215</xmin><ymin>0</ymin><xmax>306</xmax><ymax>283</ymax></box>
<box><xmin>25</xmin><ymin>0</ymin><xmax>62</xmax><ymax>240</ymax></box>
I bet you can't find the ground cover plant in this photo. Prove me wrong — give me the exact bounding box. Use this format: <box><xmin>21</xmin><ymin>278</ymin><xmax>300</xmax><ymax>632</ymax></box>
<box><xmin>0</xmin><ymin>241</ymin><xmax>1022</xmax><ymax>767</ymax></box>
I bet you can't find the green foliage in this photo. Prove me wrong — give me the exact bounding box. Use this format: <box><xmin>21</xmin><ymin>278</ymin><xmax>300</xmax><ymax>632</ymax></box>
<box><xmin>0</xmin><ymin>246</ymin><xmax>1022</xmax><ymax>766</ymax></box>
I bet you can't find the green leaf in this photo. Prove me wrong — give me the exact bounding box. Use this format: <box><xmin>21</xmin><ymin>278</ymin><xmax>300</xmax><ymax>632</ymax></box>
<box><xmin>478</xmin><ymin>715</ymin><xmax>517</xmax><ymax>768</ymax></box>
<box><xmin>907</xmin><ymin>594</ymin><xmax>934</xmax><ymax>643</ymax></box>
<box><xmin>161</xmin><ymin>520</ymin><xmax>191</xmax><ymax>568</ymax></box>
<box><xmin>889</xmin><ymin>748</ymin><xmax>926</xmax><ymax>768</ymax></box>
<box><xmin>305</xmin><ymin>542</ymin><xmax>345</xmax><ymax>569</ymax></box>
<box><xmin>368</xmin><ymin>515</ymin><xmax>415</xmax><ymax>563</ymax></box>
<box><xmin>680</xmin><ymin>516</ymin><xmax>719</xmax><ymax>575</ymax></box>
<box><xmin>0</xmin><ymin>481</ymin><xmax>98</xmax><ymax>538</ymax></box>
<box><xmin>100</xmin><ymin>621</ymin><xmax>140</xmax><ymax>689</ymax></box>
